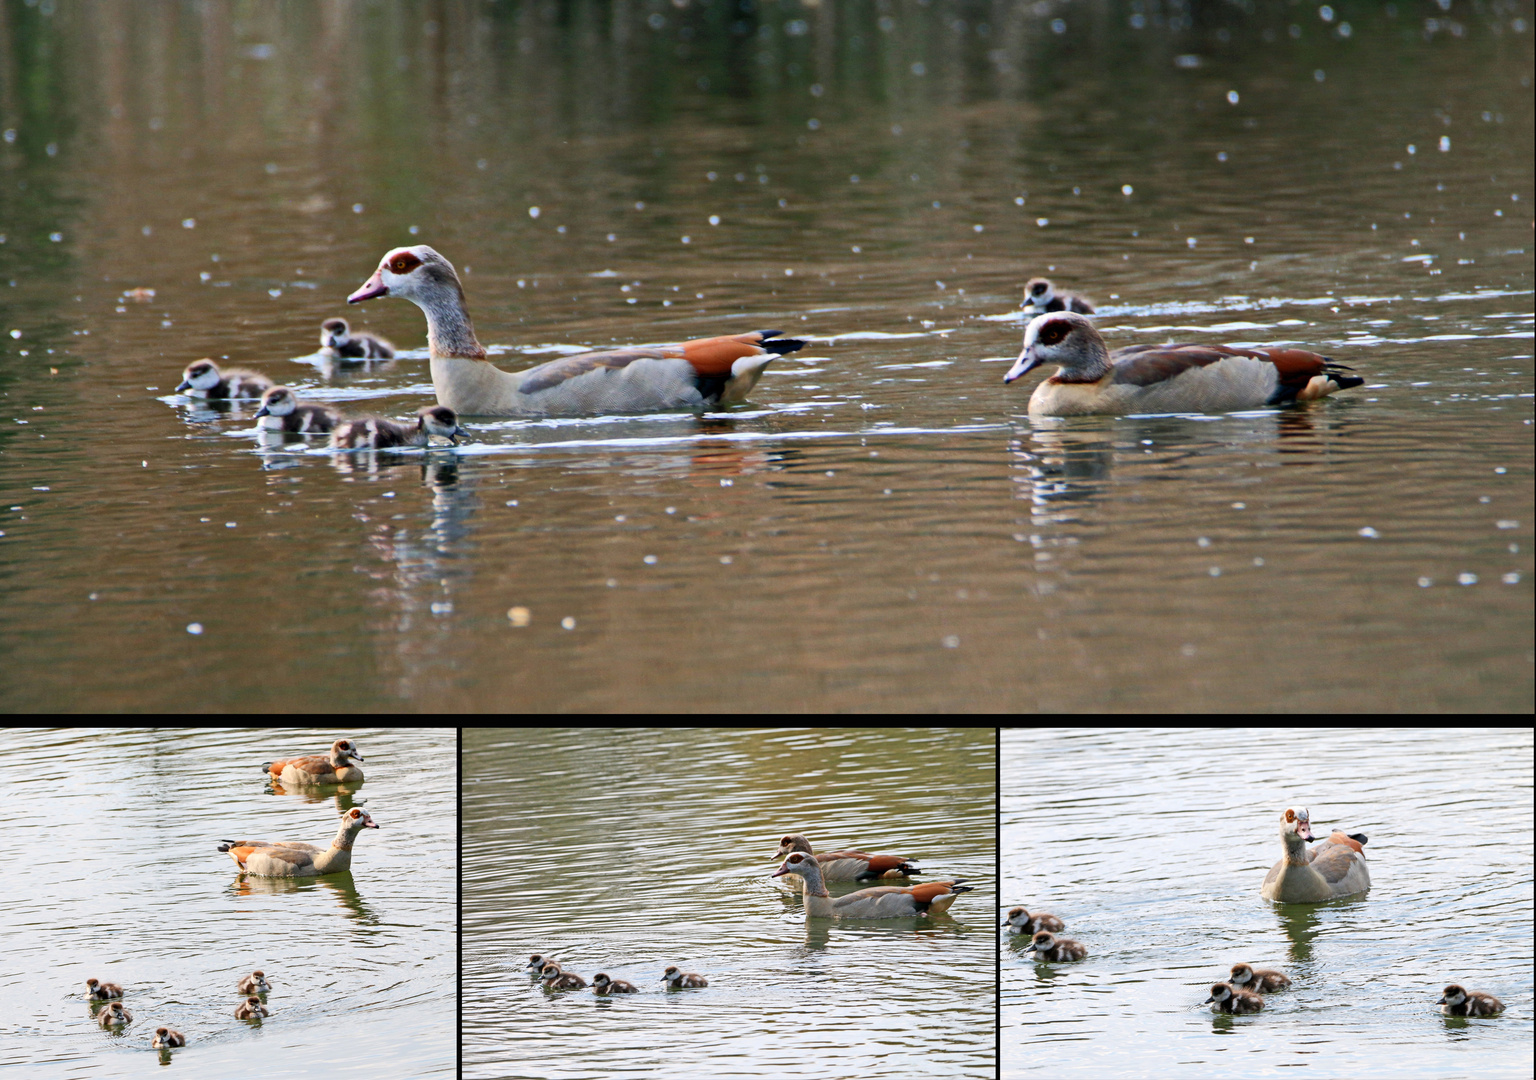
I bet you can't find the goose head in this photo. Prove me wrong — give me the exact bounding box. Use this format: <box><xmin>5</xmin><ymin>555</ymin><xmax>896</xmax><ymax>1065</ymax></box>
<box><xmin>1023</xmin><ymin>277</ymin><xmax>1057</xmax><ymax>308</ymax></box>
<box><xmin>1281</xmin><ymin>807</ymin><xmax>1315</xmax><ymax>842</ymax></box>
<box><xmin>254</xmin><ymin>386</ymin><xmax>299</xmax><ymax>419</ymax></box>
<box><xmin>418</xmin><ymin>405</ymin><xmax>465</xmax><ymax>445</ymax></box>
<box><xmin>771</xmin><ymin>850</ymin><xmax>824</xmax><ymax>884</ymax></box>
<box><xmin>1005</xmin><ymin>311</ymin><xmax>1107</xmax><ymax>385</ymax></box>
<box><xmin>348</xmin><ymin>245</ymin><xmax>464</xmax><ymax>310</ymax></box>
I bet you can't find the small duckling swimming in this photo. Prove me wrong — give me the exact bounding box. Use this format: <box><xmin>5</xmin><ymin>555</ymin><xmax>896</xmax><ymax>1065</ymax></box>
<box><xmin>176</xmin><ymin>359</ymin><xmax>274</xmax><ymax>400</ymax></box>
<box><xmin>1003</xmin><ymin>906</ymin><xmax>1065</xmax><ymax>936</ymax></box>
<box><xmin>1023</xmin><ymin>277</ymin><xmax>1095</xmax><ymax>315</ymax></box>
<box><xmin>592</xmin><ymin>973</ymin><xmax>639</xmax><ymax>994</ymax></box>
<box><xmin>254</xmin><ymin>386</ymin><xmax>340</xmax><ymax>434</ymax></box>
<box><xmin>152</xmin><ymin>1027</ymin><xmax>186</xmax><ymax>1048</ymax></box>
<box><xmin>1437</xmin><ymin>984</ymin><xmax>1505</xmax><ymax>1017</ymax></box>
<box><xmin>1229</xmin><ymin>963</ymin><xmax>1290</xmax><ymax>993</ymax></box>
<box><xmin>1205</xmin><ymin>982</ymin><xmax>1264</xmax><ymax>1014</ymax></box>
<box><xmin>97</xmin><ymin>1001</ymin><xmax>133</xmax><ymax>1027</ymax></box>
<box><xmin>540</xmin><ymin>962</ymin><xmax>587</xmax><ymax>990</ymax></box>
<box><xmin>235</xmin><ymin>996</ymin><xmax>269</xmax><ymax>1019</ymax></box>
<box><xmin>1024</xmin><ymin>931</ymin><xmax>1087</xmax><ymax>962</ymax></box>
<box><xmin>319</xmin><ymin>317</ymin><xmax>394</xmax><ymax>360</ymax></box>
<box><xmin>662</xmin><ymin>966</ymin><xmax>708</xmax><ymax>988</ymax></box>
<box><xmin>237</xmin><ymin>970</ymin><xmax>270</xmax><ymax>994</ymax></box>
<box><xmin>85</xmin><ymin>978</ymin><xmax>123</xmax><ymax>1000</ymax></box>
<box><xmin>331</xmin><ymin>405</ymin><xmax>465</xmax><ymax>450</ymax></box>
<box><xmin>526</xmin><ymin>954</ymin><xmax>555</xmax><ymax>973</ymax></box>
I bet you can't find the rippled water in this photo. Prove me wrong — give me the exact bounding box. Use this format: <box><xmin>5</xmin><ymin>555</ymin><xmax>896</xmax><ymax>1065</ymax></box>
<box><xmin>0</xmin><ymin>4</ymin><xmax>1529</xmax><ymax>709</ymax></box>
<box><xmin>0</xmin><ymin>726</ymin><xmax>456</xmax><ymax>1078</ymax></box>
<box><xmin>1001</xmin><ymin>727</ymin><xmax>1534</xmax><ymax>1080</ymax></box>
<box><xmin>464</xmin><ymin>727</ymin><xmax>997</xmax><ymax>1079</ymax></box>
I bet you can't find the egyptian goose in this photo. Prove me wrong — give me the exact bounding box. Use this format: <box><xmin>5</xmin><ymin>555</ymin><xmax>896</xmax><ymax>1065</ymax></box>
<box><xmin>1023</xmin><ymin>931</ymin><xmax>1088</xmax><ymax>962</ymax></box>
<box><xmin>1023</xmin><ymin>277</ymin><xmax>1095</xmax><ymax>315</ymax></box>
<box><xmin>320</xmin><ymin>317</ymin><xmax>394</xmax><ymax>359</ymax></box>
<box><xmin>592</xmin><ymin>973</ymin><xmax>639</xmax><ymax>994</ymax></box>
<box><xmin>661</xmin><ymin>966</ymin><xmax>708</xmax><ymax>989</ymax></box>
<box><xmin>176</xmin><ymin>359</ymin><xmax>273</xmax><ymax>400</ymax></box>
<box><xmin>1002</xmin><ymin>907</ymin><xmax>1064</xmax><ymax>935</ymax></box>
<box><xmin>346</xmin><ymin>245</ymin><xmax>808</xmax><ymax>416</ymax></box>
<box><xmin>217</xmin><ymin>806</ymin><xmax>379</xmax><ymax>877</ymax></box>
<box><xmin>331</xmin><ymin>406</ymin><xmax>465</xmax><ymax>450</ymax></box>
<box><xmin>85</xmin><ymin>978</ymin><xmax>123</xmax><ymax>1000</ymax></box>
<box><xmin>1004</xmin><ymin>311</ymin><xmax>1364</xmax><ymax>416</ymax></box>
<box><xmin>540</xmin><ymin>963</ymin><xmax>587</xmax><ymax>990</ymax></box>
<box><xmin>235</xmin><ymin>996</ymin><xmax>269</xmax><ymax>1019</ymax></box>
<box><xmin>773</xmin><ymin>834</ymin><xmax>921</xmax><ymax>881</ymax></box>
<box><xmin>1260</xmin><ymin>807</ymin><xmax>1370</xmax><ymax>902</ymax></box>
<box><xmin>237</xmin><ymin>971</ymin><xmax>271</xmax><ymax>994</ymax></box>
<box><xmin>152</xmin><ymin>1027</ymin><xmax>186</xmax><ymax>1048</ymax></box>
<box><xmin>526</xmin><ymin>954</ymin><xmax>554</xmax><ymax>973</ymax></box>
<box><xmin>254</xmin><ymin>386</ymin><xmax>341</xmax><ymax>434</ymax></box>
<box><xmin>772</xmin><ymin>850</ymin><xmax>972</xmax><ymax>917</ymax></box>
<box><xmin>1229</xmin><ymin>963</ymin><xmax>1290</xmax><ymax>993</ymax></box>
<box><xmin>261</xmin><ymin>738</ymin><xmax>364</xmax><ymax>785</ymax></box>
<box><xmin>1438</xmin><ymin>984</ymin><xmax>1505</xmax><ymax>1017</ymax></box>
<box><xmin>1205</xmin><ymin>982</ymin><xmax>1264</xmax><ymax>1014</ymax></box>
<box><xmin>97</xmin><ymin>1001</ymin><xmax>132</xmax><ymax>1027</ymax></box>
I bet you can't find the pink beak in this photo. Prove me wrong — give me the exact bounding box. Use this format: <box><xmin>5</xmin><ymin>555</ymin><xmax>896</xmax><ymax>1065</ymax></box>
<box><xmin>347</xmin><ymin>269</ymin><xmax>388</xmax><ymax>304</ymax></box>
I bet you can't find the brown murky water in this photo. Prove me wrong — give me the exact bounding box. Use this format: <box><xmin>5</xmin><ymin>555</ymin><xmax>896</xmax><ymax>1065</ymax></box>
<box><xmin>0</xmin><ymin>3</ymin><xmax>1531</xmax><ymax>711</ymax></box>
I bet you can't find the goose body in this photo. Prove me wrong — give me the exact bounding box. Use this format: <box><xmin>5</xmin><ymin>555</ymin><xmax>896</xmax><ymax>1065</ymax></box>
<box><xmin>1003</xmin><ymin>907</ymin><xmax>1065</xmax><ymax>935</ymax></box>
<box><xmin>97</xmin><ymin>1002</ymin><xmax>132</xmax><ymax>1027</ymax></box>
<box><xmin>773</xmin><ymin>834</ymin><xmax>921</xmax><ymax>881</ymax></box>
<box><xmin>772</xmin><ymin>850</ymin><xmax>971</xmax><ymax>917</ymax></box>
<box><xmin>261</xmin><ymin>738</ymin><xmax>364</xmax><ymax>785</ymax></box>
<box><xmin>540</xmin><ymin>963</ymin><xmax>587</xmax><ymax>990</ymax></box>
<box><xmin>1260</xmin><ymin>807</ymin><xmax>1370</xmax><ymax>902</ymax></box>
<box><xmin>254</xmin><ymin>386</ymin><xmax>340</xmax><ymax>433</ymax></box>
<box><xmin>1024</xmin><ymin>931</ymin><xmax>1088</xmax><ymax>962</ymax></box>
<box><xmin>1229</xmin><ymin>963</ymin><xmax>1290</xmax><ymax>993</ymax></box>
<box><xmin>1023</xmin><ymin>277</ymin><xmax>1095</xmax><ymax>315</ymax></box>
<box><xmin>152</xmin><ymin>1027</ymin><xmax>186</xmax><ymax>1048</ymax></box>
<box><xmin>176</xmin><ymin>360</ymin><xmax>273</xmax><ymax>400</ymax></box>
<box><xmin>85</xmin><ymin>978</ymin><xmax>123</xmax><ymax>1000</ymax></box>
<box><xmin>592</xmin><ymin>973</ymin><xmax>639</xmax><ymax>994</ymax></box>
<box><xmin>332</xmin><ymin>406</ymin><xmax>465</xmax><ymax>450</ymax></box>
<box><xmin>218</xmin><ymin>806</ymin><xmax>379</xmax><ymax>877</ymax></box>
<box><xmin>1438</xmin><ymin>984</ymin><xmax>1504</xmax><ymax>1017</ymax></box>
<box><xmin>237</xmin><ymin>971</ymin><xmax>271</xmax><ymax>994</ymax></box>
<box><xmin>320</xmin><ymin>317</ymin><xmax>394</xmax><ymax>359</ymax></box>
<box><xmin>1005</xmin><ymin>311</ymin><xmax>1364</xmax><ymax>416</ymax></box>
<box><xmin>235</xmin><ymin>996</ymin><xmax>268</xmax><ymax>1019</ymax></box>
<box><xmin>346</xmin><ymin>245</ymin><xmax>808</xmax><ymax>416</ymax></box>
<box><xmin>1205</xmin><ymin>982</ymin><xmax>1264</xmax><ymax>1014</ymax></box>
<box><xmin>662</xmin><ymin>966</ymin><xmax>708</xmax><ymax>988</ymax></box>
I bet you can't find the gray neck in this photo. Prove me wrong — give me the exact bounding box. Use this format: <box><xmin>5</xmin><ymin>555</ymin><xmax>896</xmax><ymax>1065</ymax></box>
<box><xmin>420</xmin><ymin>283</ymin><xmax>485</xmax><ymax>360</ymax></box>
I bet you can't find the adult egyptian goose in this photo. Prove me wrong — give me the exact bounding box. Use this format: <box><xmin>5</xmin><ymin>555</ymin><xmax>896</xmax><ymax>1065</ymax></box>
<box><xmin>217</xmin><ymin>807</ymin><xmax>379</xmax><ymax>877</ymax></box>
<box><xmin>1002</xmin><ymin>907</ymin><xmax>1064</xmax><ymax>935</ymax></box>
<box><xmin>1023</xmin><ymin>931</ymin><xmax>1088</xmax><ymax>962</ymax></box>
<box><xmin>85</xmin><ymin>978</ymin><xmax>123</xmax><ymax>1000</ymax></box>
<box><xmin>540</xmin><ymin>963</ymin><xmax>587</xmax><ymax>990</ymax></box>
<box><xmin>773</xmin><ymin>834</ymin><xmax>922</xmax><ymax>881</ymax></box>
<box><xmin>1438</xmin><ymin>985</ymin><xmax>1505</xmax><ymax>1017</ymax></box>
<box><xmin>592</xmin><ymin>973</ymin><xmax>639</xmax><ymax>994</ymax></box>
<box><xmin>261</xmin><ymin>738</ymin><xmax>364</xmax><ymax>785</ymax></box>
<box><xmin>331</xmin><ymin>406</ymin><xmax>465</xmax><ymax>450</ymax></box>
<box><xmin>237</xmin><ymin>971</ymin><xmax>271</xmax><ymax>994</ymax></box>
<box><xmin>1260</xmin><ymin>807</ymin><xmax>1370</xmax><ymax>902</ymax></box>
<box><xmin>1229</xmin><ymin>963</ymin><xmax>1290</xmax><ymax>993</ymax></box>
<box><xmin>1023</xmin><ymin>277</ymin><xmax>1095</xmax><ymax>315</ymax></box>
<box><xmin>176</xmin><ymin>359</ymin><xmax>273</xmax><ymax>400</ymax></box>
<box><xmin>1004</xmin><ymin>311</ymin><xmax>1364</xmax><ymax>416</ymax></box>
<box><xmin>254</xmin><ymin>386</ymin><xmax>341</xmax><ymax>434</ymax></box>
<box><xmin>661</xmin><ymin>966</ymin><xmax>708</xmax><ymax>988</ymax></box>
<box><xmin>152</xmin><ymin>1027</ymin><xmax>186</xmax><ymax>1048</ymax></box>
<box><xmin>1205</xmin><ymin>982</ymin><xmax>1264</xmax><ymax>1014</ymax></box>
<box><xmin>320</xmin><ymin>317</ymin><xmax>394</xmax><ymax>359</ymax></box>
<box><xmin>346</xmin><ymin>245</ymin><xmax>808</xmax><ymax>416</ymax></box>
<box><xmin>235</xmin><ymin>996</ymin><xmax>269</xmax><ymax>1019</ymax></box>
<box><xmin>97</xmin><ymin>1002</ymin><xmax>132</xmax><ymax>1027</ymax></box>
<box><xmin>772</xmin><ymin>850</ymin><xmax>972</xmax><ymax>917</ymax></box>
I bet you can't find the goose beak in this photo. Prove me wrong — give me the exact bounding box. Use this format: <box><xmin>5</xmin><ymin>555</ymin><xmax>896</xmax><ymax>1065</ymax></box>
<box><xmin>348</xmin><ymin>270</ymin><xmax>388</xmax><ymax>304</ymax></box>
<box><xmin>1003</xmin><ymin>344</ymin><xmax>1038</xmax><ymax>384</ymax></box>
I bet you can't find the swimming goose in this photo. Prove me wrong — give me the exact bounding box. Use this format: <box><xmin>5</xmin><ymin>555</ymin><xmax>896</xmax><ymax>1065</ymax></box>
<box><xmin>1260</xmin><ymin>807</ymin><xmax>1370</xmax><ymax>902</ymax></box>
<box><xmin>176</xmin><ymin>359</ymin><xmax>273</xmax><ymax>400</ymax></box>
<box><xmin>592</xmin><ymin>973</ymin><xmax>639</xmax><ymax>994</ymax></box>
<box><xmin>98</xmin><ymin>1002</ymin><xmax>132</xmax><ymax>1027</ymax></box>
<box><xmin>331</xmin><ymin>406</ymin><xmax>465</xmax><ymax>450</ymax></box>
<box><xmin>261</xmin><ymin>738</ymin><xmax>364</xmax><ymax>785</ymax></box>
<box><xmin>1003</xmin><ymin>907</ymin><xmax>1065</xmax><ymax>935</ymax></box>
<box><xmin>1023</xmin><ymin>277</ymin><xmax>1095</xmax><ymax>315</ymax></box>
<box><xmin>1205</xmin><ymin>982</ymin><xmax>1264</xmax><ymax>1014</ymax></box>
<box><xmin>1438</xmin><ymin>985</ymin><xmax>1504</xmax><ymax>1017</ymax></box>
<box><xmin>152</xmin><ymin>1027</ymin><xmax>186</xmax><ymax>1048</ymax></box>
<box><xmin>773</xmin><ymin>834</ymin><xmax>922</xmax><ymax>881</ymax></box>
<box><xmin>346</xmin><ymin>245</ymin><xmax>808</xmax><ymax>416</ymax></box>
<box><xmin>1004</xmin><ymin>311</ymin><xmax>1364</xmax><ymax>416</ymax></box>
<box><xmin>85</xmin><ymin>978</ymin><xmax>123</xmax><ymax>1000</ymax></box>
<box><xmin>772</xmin><ymin>850</ymin><xmax>972</xmax><ymax>917</ymax></box>
<box><xmin>662</xmin><ymin>966</ymin><xmax>708</xmax><ymax>988</ymax></box>
<box><xmin>235</xmin><ymin>996</ymin><xmax>269</xmax><ymax>1019</ymax></box>
<box><xmin>217</xmin><ymin>806</ymin><xmax>379</xmax><ymax>877</ymax></box>
<box><xmin>320</xmin><ymin>317</ymin><xmax>394</xmax><ymax>359</ymax></box>
<box><xmin>254</xmin><ymin>386</ymin><xmax>341</xmax><ymax>434</ymax></box>
<box><xmin>1023</xmin><ymin>931</ymin><xmax>1088</xmax><ymax>962</ymax></box>
<box><xmin>1229</xmin><ymin>963</ymin><xmax>1290</xmax><ymax>992</ymax></box>
<box><xmin>540</xmin><ymin>963</ymin><xmax>587</xmax><ymax>990</ymax></box>
<box><xmin>237</xmin><ymin>971</ymin><xmax>271</xmax><ymax>994</ymax></box>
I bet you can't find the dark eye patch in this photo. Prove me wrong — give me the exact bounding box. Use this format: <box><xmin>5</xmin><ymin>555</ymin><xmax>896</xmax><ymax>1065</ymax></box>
<box><xmin>1040</xmin><ymin>321</ymin><xmax>1072</xmax><ymax>345</ymax></box>
<box><xmin>389</xmin><ymin>252</ymin><xmax>421</xmax><ymax>274</ymax></box>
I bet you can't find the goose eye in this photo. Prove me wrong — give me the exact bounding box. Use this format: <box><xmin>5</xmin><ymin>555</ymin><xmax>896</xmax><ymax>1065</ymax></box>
<box><xmin>389</xmin><ymin>253</ymin><xmax>420</xmax><ymax>274</ymax></box>
<box><xmin>1042</xmin><ymin>323</ymin><xmax>1070</xmax><ymax>345</ymax></box>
